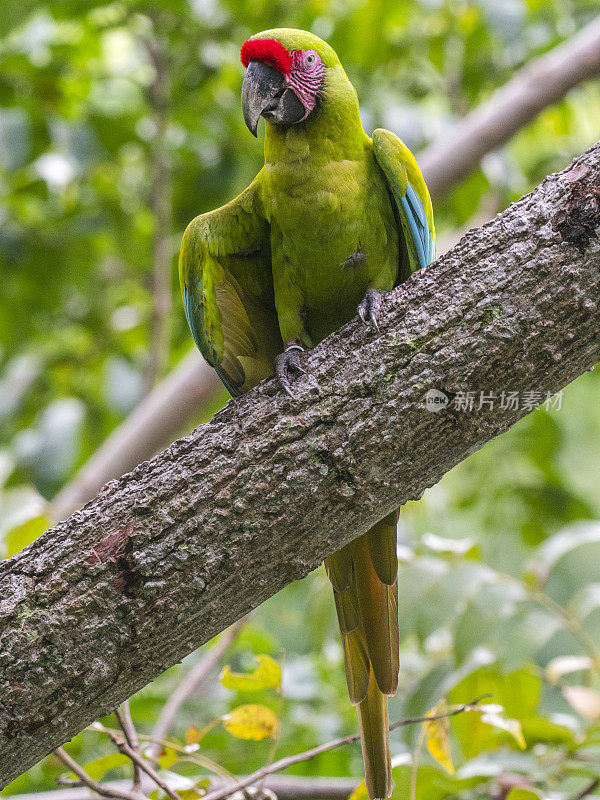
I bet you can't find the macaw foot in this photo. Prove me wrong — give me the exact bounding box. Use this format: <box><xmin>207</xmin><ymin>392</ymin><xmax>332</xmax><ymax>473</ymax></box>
<box><xmin>358</xmin><ymin>288</ymin><xmax>387</xmax><ymax>330</ymax></box>
<box><xmin>275</xmin><ymin>344</ymin><xmax>306</xmax><ymax>398</ymax></box>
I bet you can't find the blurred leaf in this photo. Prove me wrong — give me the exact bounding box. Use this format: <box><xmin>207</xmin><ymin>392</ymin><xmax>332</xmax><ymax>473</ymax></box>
<box><xmin>562</xmin><ymin>686</ymin><xmax>600</xmax><ymax>721</ymax></box>
<box><xmin>4</xmin><ymin>514</ymin><xmax>48</xmax><ymax>557</ymax></box>
<box><xmin>546</xmin><ymin>655</ymin><xmax>593</xmax><ymax>684</ymax></box>
<box><xmin>177</xmin><ymin>792</ymin><xmax>205</xmax><ymax>800</ymax></box>
<box><xmin>222</xmin><ymin>704</ymin><xmax>278</xmax><ymax>740</ymax></box>
<box><xmin>535</xmin><ymin>522</ymin><xmax>600</xmax><ymax>606</ymax></box>
<box><xmin>220</xmin><ymin>654</ymin><xmax>281</xmax><ymax>691</ymax></box>
<box><xmin>520</xmin><ymin>715</ymin><xmax>575</xmax><ymax>745</ymax></box>
<box><xmin>505</xmin><ymin>789</ymin><xmax>541</xmax><ymax>800</ymax></box>
<box><xmin>448</xmin><ymin>668</ymin><xmax>538</xmax><ymax>758</ymax></box>
<box><xmin>347</xmin><ymin>779</ymin><xmax>367</xmax><ymax>800</ymax></box>
<box><xmin>185</xmin><ymin>726</ymin><xmax>202</xmax><ymax>745</ymax></box>
<box><xmin>80</xmin><ymin>753</ymin><xmax>130</xmax><ymax>781</ymax></box>
<box><xmin>185</xmin><ymin>719</ymin><xmax>218</xmax><ymax>744</ymax></box>
<box><xmin>422</xmin><ymin>533</ymin><xmax>479</xmax><ymax>558</ymax></box>
<box><xmin>389</xmin><ymin>765</ymin><xmax>478</xmax><ymax>800</ymax></box>
<box><xmin>480</xmin><ymin>709</ymin><xmax>526</xmax><ymax>749</ymax></box>
<box><xmin>0</xmin><ymin>484</ymin><xmax>47</xmax><ymax>543</ymax></box>
<box><xmin>423</xmin><ymin>698</ymin><xmax>454</xmax><ymax>774</ymax></box>
<box><xmin>158</xmin><ymin>746</ymin><xmax>179</xmax><ymax>770</ymax></box>
<box><xmin>159</xmin><ymin>771</ymin><xmax>203</xmax><ymax>791</ymax></box>
<box><xmin>0</xmin><ymin>107</ymin><xmax>30</xmax><ymax>168</ymax></box>
<box><xmin>178</xmin><ymin>788</ymin><xmax>209</xmax><ymax>800</ymax></box>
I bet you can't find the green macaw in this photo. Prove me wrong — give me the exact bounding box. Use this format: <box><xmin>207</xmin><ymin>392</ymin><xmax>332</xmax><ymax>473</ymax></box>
<box><xmin>179</xmin><ymin>28</ymin><xmax>435</xmax><ymax>799</ymax></box>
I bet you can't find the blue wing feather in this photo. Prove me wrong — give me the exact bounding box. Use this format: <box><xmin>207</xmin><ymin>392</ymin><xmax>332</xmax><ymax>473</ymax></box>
<box><xmin>182</xmin><ymin>282</ymin><xmax>238</xmax><ymax>395</ymax></box>
<box><xmin>372</xmin><ymin>129</ymin><xmax>435</xmax><ymax>274</ymax></box>
<box><xmin>183</xmin><ymin>282</ymin><xmax>212</xmax><ymax>361</ymax></box>
<box><xmin>402</xmin><ymin>184</ymin><xmax>434</xmax><ymax>270</ymax></box>
<box><xmin>400</xmin><ymin>188</ymin><xmax>427</xmax><ymax>271</ymax></box>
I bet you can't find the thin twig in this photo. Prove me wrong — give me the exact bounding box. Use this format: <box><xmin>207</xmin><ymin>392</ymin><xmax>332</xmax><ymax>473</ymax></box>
<box><xmin>108</xmin><ymin>732</ymin><xmax>183</xmax><ymax>800</ymax></box>
<box><xmin>199</xmin><ymin>696</ymin><xmax>487</xmax><ymax>800</ymax></box>
<box><xmin>420</xmin><ymin>14</ymin><xmax>600</xmax><ymax>198</ymax></box>
<box><xmin>90</xmin><ymin>724</ymin><xmax>235</xmax><ymax>784</ymax></box>
<box><xmin>115</xmin><ymin>702</ymin><xmax>143</xmax><ymax>792</ymax></box>
<box><xmin>144</xmin><ymin>16</ymin><xmax>173</xmax><ymax>391</ymax></box>
<box><xmin>409</xmin><ymin>724</ymin><xmax>426</xmax><ymax>800</ymax></box>
<box><xmin>496</xmin><ymin>572</ymin><xmax>600</xmax><ymax>673</ymax></box>
<box><xmin>262</xmin><ymin>650</ymin><xmax>285</xmax><ymax>778</ymax></box>
<box><xmin>529</xmin><ymin>586</ymin><xmax>600</xmax><ymax>672</ymax></box>
<box><xmin>54</xmin><ymin>748</ymin><xmax>146</xmax><ymax>800</ymax></box>
<box><xmin>572</xmin><ymin>777</ymin><xmax>600</xmax><ymax>800</ymax></box>
<box><xmin>148</xmin><ymin>618</ymin><xmax>246</xmax><ymax>756</ymax></box>
<box><xmin>5</xmin><ymin>775</ymin><xmax>359</xmax><ymax>800</ymax></box>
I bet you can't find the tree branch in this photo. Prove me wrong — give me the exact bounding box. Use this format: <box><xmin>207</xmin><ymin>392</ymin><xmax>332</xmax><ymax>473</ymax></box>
<box><xmin>144</xmin><ymin>19</ymin><xmax>173</xmax><ymax>392</ymax></box>
<box><xmin>115</xmin><ymin>703</ymin><xmax>142</xmax><ymax>792</ymax></box>
<box><xmin>419</xmin><ymin>14</ymin><xmax>600</xmax><ymax>199</ymax></box>
<box><xmin>200</xmin><ymin>698</ymin><xmax>487</xmax><ymax>800</ymax></box>
<box><xmin>107</xmin><ymin>732</ymin><xmax>183</xmax><ymax>800</ymax></box>
<box><xmin>1</xmin><ymin>142</ymin><xmax>599</xmax><ymax>786</ymax></box>
<box><xmin>48</xmin><ymin>16</ymin><xmax>600</xmax><ymax>523</ymax></box>
<box><xmin>53</xmin><ymin>748</ymin><xmax>145</xmax><ymax>800</ymax></box>
<box><xmin>13</xmin><ymin>775</ymin><xmax>359</xmax><ymax>800</ymax></box>
<box><xmin>148</xmin><ymin>617</ymin><xmax>246</xmax><ymax>756</ymax></box>
<box><xmin>46</xmin><ymin>700</ymin><xmax>483</xmax><ymax>800</ymax></box>
<box><xmin>50</xmin><ymin>350</ymin><xmax>224</xmax><ymax>522</ymax></box>
<box><xmin>571</xmin><ymin>777</ymin><xmax>600</xmax><ymax>800</ymax></box>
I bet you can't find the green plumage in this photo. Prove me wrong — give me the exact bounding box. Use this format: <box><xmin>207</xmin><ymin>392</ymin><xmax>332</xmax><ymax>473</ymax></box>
<box><xmin>179</xmin><ymin>28</ymin><xmax>435</xmax><ymax>798</ymax></box>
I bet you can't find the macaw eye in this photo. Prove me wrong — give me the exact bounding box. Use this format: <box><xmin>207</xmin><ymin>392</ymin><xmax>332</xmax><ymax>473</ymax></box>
<box><xmin>306</xmin><ymin>53</ymin><xmax>315</xmax><ymax>64</ymax></box>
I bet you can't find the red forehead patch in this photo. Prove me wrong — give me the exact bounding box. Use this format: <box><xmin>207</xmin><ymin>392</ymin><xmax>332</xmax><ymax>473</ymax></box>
<box><xmin>240</xmin><ymin>39</ymin><xmax>293</xmax><ymax>75</ymax></box>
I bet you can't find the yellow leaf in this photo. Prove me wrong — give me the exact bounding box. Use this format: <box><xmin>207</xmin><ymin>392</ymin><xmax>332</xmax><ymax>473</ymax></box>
<box><xmin>220</xmin><ymin>655</ymin><xmax>281</xmax><ymax>692</ymax></box>
<box><xmin>178</xmin><ymin>792</ymin><xmax>204</xmax><ymax>800</ymax></box>
<box><xmin>347</xmin><ymin>779</ymin><xmax>368</xmax><ymax>800</ymax></box>
<box><xmin>184</xmin><ymin>718</ymin><xmax>218</xmax><ymax>746</ymax></box>
<box><xmin>459</xmin><ymin>6</ymin><xmax>479</xmax><ymax>34</ymax></box>
<box><xmin>423</xmin><ymin>698</ymin><xmax>454</xmax><ymax>774</ymax></box>
<box><xmin>185</xmin><ymin>727</ymin><xmax>202</xmax><ymax>745</ymax></box>
<box><xmin>158</xmin><ymin>746</ymin><xmax>179</xmax><ymax>769</ymax></box>
<box><xmin>223</xmin><ymin>704</ymin><xmax>279</xmax><ymax>740</ymax></box>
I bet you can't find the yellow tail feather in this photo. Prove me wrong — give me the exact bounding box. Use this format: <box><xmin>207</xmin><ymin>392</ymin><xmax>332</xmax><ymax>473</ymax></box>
<box><xmin>357</xmin><ymin>667</ymin><xmax>393</xmax><ymax>799</ymax></box>
<box><xmin>325</xmin><ymin>511</ymin><xmax>399</xmax><ymax>800</ymax></box>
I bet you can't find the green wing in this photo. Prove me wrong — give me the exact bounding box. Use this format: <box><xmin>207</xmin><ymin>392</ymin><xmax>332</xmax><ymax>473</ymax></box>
<box><xmin>372</xmin><ymin>128</ymin><xmax>436</xmax><ymax>280</ymax></box>
<box><xmin>179</xmin><ymin>174</ymin><xmax>281</xmax><ymax>396</ymax></box>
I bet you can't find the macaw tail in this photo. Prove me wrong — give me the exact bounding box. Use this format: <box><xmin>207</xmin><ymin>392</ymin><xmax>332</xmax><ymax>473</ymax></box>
<box><xmin>325</xmin><ymin>511</ymin><xmax>399</xmax><ymax>800</ymax></box>
<box><xmin>356</xmin><ymin>665</ymin><xmax>393</xmax><ymax>799</ymax></box>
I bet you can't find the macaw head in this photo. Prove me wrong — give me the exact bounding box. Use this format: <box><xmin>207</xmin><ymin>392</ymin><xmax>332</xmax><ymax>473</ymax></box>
<box><xmin>240</xmin><ymin>28</ymin><xmax>343</xmax><ymax>136</ymax></box>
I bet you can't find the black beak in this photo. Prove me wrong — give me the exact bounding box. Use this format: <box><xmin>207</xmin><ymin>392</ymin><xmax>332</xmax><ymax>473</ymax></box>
<box><xmin>241</xmin><ymin>60</ymin><xmax>306</xmax><ymax>136</ymax></box>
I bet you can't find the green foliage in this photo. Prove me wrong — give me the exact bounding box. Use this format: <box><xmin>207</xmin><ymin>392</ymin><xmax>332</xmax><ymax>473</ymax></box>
<box><xmin>76</xmin><ymin>752</ymin><xmax>131</xmax><ymax>781</ymax></box>
<box><xmin>1</xmin><ymin>0</ymin><xmax>600</xmax><ymax>798</ymax></box>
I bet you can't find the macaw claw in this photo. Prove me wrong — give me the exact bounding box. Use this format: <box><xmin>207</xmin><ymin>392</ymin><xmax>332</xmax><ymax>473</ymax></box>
<box><xmin>358</xmin><ymin>288</ymin><xmax>387</xmax><ymax>330</ymax></box>
<box><xmin>275</xmin><ymin>346</ymin><xmax>306</xmax><ymax>398</ymax></box>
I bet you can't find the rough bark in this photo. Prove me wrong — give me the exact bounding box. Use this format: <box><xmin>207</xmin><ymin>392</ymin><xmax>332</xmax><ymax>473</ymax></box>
<box><xmin>50</xmin><ymin>16</ymin><xmax>600</xmax><ymax>522</ymax></box>
<box><xmin>2</xmin><ymin>143</ymin><xmax>600</xmax><ymax>786</ymax></box>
